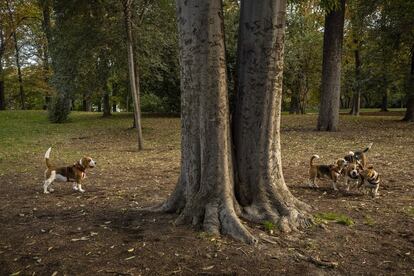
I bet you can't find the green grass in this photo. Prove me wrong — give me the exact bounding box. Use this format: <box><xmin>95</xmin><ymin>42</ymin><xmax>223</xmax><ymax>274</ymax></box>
<box><xmin>363</xmin><ymin>215</ymin><xmax>375</xmax><ymax>226</ymax></box>
<box><xmin>0</xmin><ymin>111</ymin><xmax>181</xmax><ymax>174</ymax></box>
<box><xmin>403</xmin><ymin>207</ymin><xmax>414</xmax><ymax>217</ymax></box>
<box><xmin>262</xmin><ymin>220</ymin><xmax>276</xmax><ymax>232</ymax></box>
<box><xmin>314</xmin><ymin>212</ymin><xmax>354</xmax><ymax>226</ymax></box>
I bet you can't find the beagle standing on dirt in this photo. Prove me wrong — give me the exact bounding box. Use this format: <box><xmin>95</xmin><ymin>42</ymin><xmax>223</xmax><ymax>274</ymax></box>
<box><xmin>43</xmin><ymin>147</ymin><xmax>96</xmax><ymax>194</ymax></box>
<box><xmin>308</xmin><ymin>155</ymin><xmax>348</xmax><ymax>190</ymax></box>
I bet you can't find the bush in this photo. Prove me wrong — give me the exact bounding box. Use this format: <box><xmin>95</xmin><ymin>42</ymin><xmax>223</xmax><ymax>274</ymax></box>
<box><xmin>140</xmin><ymin>93</ymin><xmax>166</xmax><ymax>113</ymax></box>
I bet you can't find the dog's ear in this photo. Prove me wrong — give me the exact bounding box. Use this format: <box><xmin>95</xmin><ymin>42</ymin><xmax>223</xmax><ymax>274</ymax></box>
<box><xmin>367</xmin><ymin>165</ymin><xmax>374</xmax><ymax>170</ymax></box>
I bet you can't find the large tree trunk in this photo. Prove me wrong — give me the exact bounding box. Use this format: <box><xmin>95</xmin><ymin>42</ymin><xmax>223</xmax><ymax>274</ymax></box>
<box><xmin>123</xmin><ymin>0</ymin><xmax>144</xmax><ymax>150</ymax></box>
<box><xmin>154</xmin><ymin>0</ymin><xmax>254</xmax><ymax>243</ymax></box>
<box><xmin>233</xmin><ymin>0</ymin><xmax>310</xmax><ymax>232</ymax></box>
<box><xmin>350</xmin><ymin>41</ymin><xmax>361</xmax><ymax>116</ymax></box>
<box><xmin>317</xmin><ymin>0</ymin><xmax>346</xmax><ymax>131</ymax></box>
<box><xmin>402</xmin><ymin>45</ymin><xmax>414</xmax><ymax>122</ymax></box>
<box><xmin>153</xmin><ymin>0</ymin><xmax>311</xmax><ymax>244</ymax></box>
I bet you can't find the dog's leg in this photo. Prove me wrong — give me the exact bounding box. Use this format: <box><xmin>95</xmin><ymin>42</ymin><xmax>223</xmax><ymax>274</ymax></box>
<box><xmin>345</xmin><ymin>177</ymin><xmax>350</xmax><ymax>191</ymax></box>
<box><xmin>43</xmin><ymin>171</ymin><xmax>56</xmax><ymax>194</ymax></box>
<box><xmin>77</xmin><ymin>183</ymin><xmax>85</xmax><ymax>193</ymax></box>
<box><xmin>72</xmin><ymin>182</ymin><xmax>79</xmax><ymax>191</ymax></box>
<box><xmin>332</xmin><ymin>181</ymin><xmax>338</xmax><ymax>191</ymax></box>
<box><xmin>372</xmin><ymin>185</ymin><xmax>379</xmax><ymax>198</ymax></box>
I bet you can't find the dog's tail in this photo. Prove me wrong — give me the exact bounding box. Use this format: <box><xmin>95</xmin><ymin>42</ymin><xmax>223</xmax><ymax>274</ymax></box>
<box><xmin>362</xmin><ymin>142</ymin><xmax>373</xmax><ymax>153</ymax></box>
<box><xmin>310</xmin><ymin>155</ymin><xmax>320</xmax><ymax>167</ymax></box>
<box><xmin>45</xmin><ymin>147</ymin><xmax>52</xmax><ymax>169</ymax></box>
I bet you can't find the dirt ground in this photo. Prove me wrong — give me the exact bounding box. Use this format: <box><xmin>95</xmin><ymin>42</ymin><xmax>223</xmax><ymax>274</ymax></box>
<box><xmin>0</xmin><ymin>112</ymin><xmax>413</xmax><ymax>275</ymax></box>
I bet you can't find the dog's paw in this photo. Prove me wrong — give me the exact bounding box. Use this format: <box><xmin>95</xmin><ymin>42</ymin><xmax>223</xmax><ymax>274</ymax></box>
<box><xmin>73</xmin><ymin>186</ymin><xmax>79</xmax><ymax>191</ymax></box>
<box><xmin>79</xmin><ymin>188</ymin><xmax>85</xmax><ymax>193</ymax></box>
<box><xmin>44</xmin><ymin>190</ymin><xmax>50</xmax><ymax>194</ymax></box>
<box><xmin>49</xmin><ymin>188</ymin><xmax>54</xmax><ymax>192</ymax></box>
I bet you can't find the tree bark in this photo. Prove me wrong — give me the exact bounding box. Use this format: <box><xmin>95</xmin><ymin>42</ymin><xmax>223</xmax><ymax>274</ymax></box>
<box><xmin>0</xmin><ymin>59</ymin><xmax>4</xmax><ymax>110</ymax></box>
<box><xmin>350</xmin><ymin>41</ymin><xmax>361</xmax><ymax>116</ymax></box>
<box><xmin>103</xmin><ymin>90</ymin><xmax>111</xmax><ymax>117</ymax></box>
<box><xmin>317</xmin><ymin>0</ymin><xmax>346</xmax><ymax>131</ymax></box>
<box><xmin>233</xmin><ymin>0</ymin><xmax>310</xmax><ymax>232</ymax></box>
<box><xmin>40</xmin><ymin>0</ymin><xmax>52</xmax><ymax>109</ymax></box>
<box><xmin>380</xmin><ymin>90</ymin><xmax>388</xmax><ymax>112</ymax></box>
<box><xmin>153</xmin><ymin>0</ymin><xmax>311</xmax><ymax>243</ymax></box>
<box><xmin>153</xmin><ymin>0</ymin><xmax>256</xmax><ymax>243</ymax></box>
<box><xmin>402</xmin><ymin>45</ymin><xmax>414</xmax><ymax>121</ymax></box>
<box><xmin>123</xmin><ymin>0</ymin><xmax>144</xmax><ymax>150</ymax></box>
<box><xmin>6</xmin><ymin>0</ymin><xmax>25</xmax><ymax>110</ymax></box>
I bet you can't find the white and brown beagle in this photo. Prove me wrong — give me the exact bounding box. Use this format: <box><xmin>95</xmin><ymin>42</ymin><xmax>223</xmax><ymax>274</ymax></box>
<box><xmin>43</xmin><ymin>147</ymin><xmax>96</xmax><ymax>194</ymax></box>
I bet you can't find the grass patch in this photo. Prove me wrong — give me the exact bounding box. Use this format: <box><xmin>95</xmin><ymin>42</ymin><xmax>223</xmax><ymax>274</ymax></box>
<box><xmin>363</xmin><ymin>215</ymin><xmax>375</xmax><ymax>226</ymax></box>
<box><xmin>403</xmin><ymin>207</ymin><xmax>414</xmax><ymax>217</ymax></box>
<box><xmin>262</xmin><ymin>220</ymin><xmax>276</xmax><ymax>232</ymax></box>
<box><xmin>314</xmin><ymin>212</ymin><xmax>354</xmax><ymax>226</ymax></box>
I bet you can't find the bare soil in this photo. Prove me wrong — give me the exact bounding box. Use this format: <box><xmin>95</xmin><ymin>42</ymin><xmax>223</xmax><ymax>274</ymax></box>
<box><xmin>1</xmin><ymin>112</ymin><xmax>413</xmax><ymax>275</ymax></box>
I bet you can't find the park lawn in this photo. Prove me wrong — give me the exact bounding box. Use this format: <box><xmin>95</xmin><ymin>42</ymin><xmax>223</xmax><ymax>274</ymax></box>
<box><xmin>0</xmin><ymin>110</ymin><xmax>413</xmax><ymax>275</ymax></box>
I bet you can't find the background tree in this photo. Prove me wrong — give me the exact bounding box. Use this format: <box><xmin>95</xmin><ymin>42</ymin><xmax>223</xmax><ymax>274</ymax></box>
<box><xmin>317</xmin><ymin>0</ymin><xmax>346</xmax><ymax>131</ymax></box>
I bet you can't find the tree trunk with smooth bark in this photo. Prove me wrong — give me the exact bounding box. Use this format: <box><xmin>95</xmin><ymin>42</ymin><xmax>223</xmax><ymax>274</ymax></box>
<box><xmin>153</xmin><ymin>0</ymin><xmax>311</xmax><ymax>243</ymax></box>
<box><xmin>123</xmin><ymin>0</ymin><xmax>144</xmax><ymax>150</ymax></box>
<box><xmin>317</xmin><ymin>0</ymin><xmax>346</xmax><ymax>131</ymax></box>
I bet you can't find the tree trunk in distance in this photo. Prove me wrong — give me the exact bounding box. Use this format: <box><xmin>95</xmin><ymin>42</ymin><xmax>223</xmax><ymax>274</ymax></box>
<box><xmin>0</xmin><ymin>62</ymin><xmax>4</xmax><ymax>110</ymax></box>
<box><xmin>350</xmin><ymin>42</ymin><xmax>361</xmax><ymax>116</ymax></box>
<box><xmin>380</xmin><ymin>90</ymin><xmax>388</xmax><ymax>112</ymax></box>
<box><xmin>103</xmin><ymin>90</ymin><xmax>111</xmax><ymax>117</ymax></box>
<box><xmin>402</xmin><ymin>45</ymin><xmax>414</xmax><ymax>121</ymax></box>
<box><xmin>123</xmin><ymin>0</ymin><xmax>144</xmax><ymax>150</ymax></box>
<box><xmin>317</xmin><ymin>0</ymin><xmax>346</xmax><ymax>131</ymax></box>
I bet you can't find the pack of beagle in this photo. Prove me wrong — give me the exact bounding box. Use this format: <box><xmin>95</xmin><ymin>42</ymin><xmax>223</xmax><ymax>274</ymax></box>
<box><xmin>308</xmin><ymin>143</ymin><xmax>381</xmax><ymax>198</ymax></box>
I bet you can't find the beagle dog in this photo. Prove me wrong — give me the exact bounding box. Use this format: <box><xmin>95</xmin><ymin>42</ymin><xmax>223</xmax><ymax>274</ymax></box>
<box><xmin>43</xmin><ymin>147</ymin><xmax>96</xmax><ymax>194</ymax></box>
<box><xmin>358</xmin><ymin>165</ymin><xmax>381</xmax><ymax>198</ymax></box>
<box><xmin>308</xmin><ymin>155</ymin><xmax>348</xmax><ymax>190</ymax></box>
<box><xmin>344</xmin><ymin>143</ymin><xmax>373</xmax><ymax>168</ymax></box>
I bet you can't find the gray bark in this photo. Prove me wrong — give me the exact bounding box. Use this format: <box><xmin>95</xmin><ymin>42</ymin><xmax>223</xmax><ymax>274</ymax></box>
<box><xmin>123</xmin><ymin>0</ymin><xmax>144</xmax><ymax>150</ymax></box>
<box><xmin>153</xmin><ymin>0</ymin><xmax>255</xmax><ymax>243</ymax></box>
<box><xmin>154</xmin><ymin>0</ymin><xmax>311</xmax><ymax>243</ymax></box>
<box><xmin>233</xmin><ymin>0</ymin><xmax>310</xmax><ymax>232</ymax></box>
<box><xmin>317</xmin><ymin>0</ymin><xmax>346</xmax><ymax>131</ymax></box>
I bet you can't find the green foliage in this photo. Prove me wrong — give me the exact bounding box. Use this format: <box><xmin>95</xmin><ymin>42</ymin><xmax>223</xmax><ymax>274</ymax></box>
<box><xmin>141</xmin><ymin>93</ymin><xmax>165</xmax><ymax>113</ymax></box>
<box><xmin>262</xmin><ymin>220</ymin><xmax>276</xmax><ymax>232</ymax></box>
<box><xmin>315</xmin><ymin>212</ymin><xmax>354</xmax><ymax>226</ymax></box>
